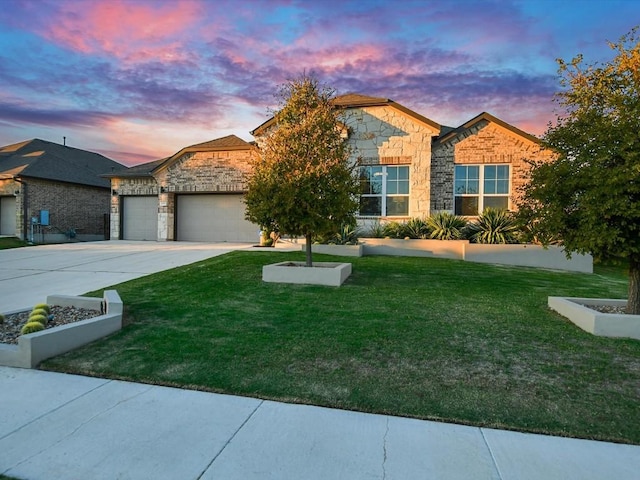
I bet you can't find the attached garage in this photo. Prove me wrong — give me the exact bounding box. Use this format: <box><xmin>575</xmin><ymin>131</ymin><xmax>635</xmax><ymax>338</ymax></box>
<box><xmin>122</xmin><ymin>196</ymin><xmax>158</xmax><ymax>241</ymax></box>
<box><xmin>176</xmin><ymin>194</ymin><xmax>257</xmax><ymax>242</ymax></box>
<box><xmin>0</xmin><ymin>196</ymin><xmax>16</xmax><ymax>236</ymax></box>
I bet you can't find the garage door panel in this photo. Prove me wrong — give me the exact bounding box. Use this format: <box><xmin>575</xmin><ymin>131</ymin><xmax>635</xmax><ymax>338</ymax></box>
<box><xmin>122</xmin><ymin>196</ymin><xmax>158</xmax><ymax>241</ymax></box>
<box><xmin>0</xmin><ymin>196</ymin><xmax>16</xmax><ymax>235</ymax></box>
<box><xmin>177</xmin><ymin>194</ymin><xmax>257</xmax><ymax>242</ymax></box>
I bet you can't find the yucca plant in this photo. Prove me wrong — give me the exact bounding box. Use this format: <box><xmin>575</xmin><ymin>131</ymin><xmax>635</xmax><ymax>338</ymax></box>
<box><xmin>333</xmin><ymin>224</ymin><xmax>360</xmax><ymax>245</ymax></box>
<box><xmin>382</xmin><ymin>221</ymin><xmax>406</xmax><ymax>239</ymax></box>
<box><xmin>404</xmin><ymin>217</ymin><xmax>430</xmax><ymax>239</ymax></box>
<box><xmin>426</xmin><ymin>212</ymin><xmax>468</xmax><ymax>240</ymax></box>
<box><xmin>363</xmin><ymin>220</ymin><xmax>385</xmax><ymax>238</ymax></box>
<box><xmin>467</xmin><ymin>208</ymin><xmax>520</xmax><ymax>244</ymax></box>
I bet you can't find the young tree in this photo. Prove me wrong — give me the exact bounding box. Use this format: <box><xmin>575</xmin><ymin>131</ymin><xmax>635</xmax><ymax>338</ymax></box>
<box><xmin>518</xmin><ymin>27</ymin><xmax>640</xmax><ymax>313</ymax></box>
<box><xmin>244</xmin><ymin>75</ymin><xmax>360</xmax><ymax>267</ymax></box>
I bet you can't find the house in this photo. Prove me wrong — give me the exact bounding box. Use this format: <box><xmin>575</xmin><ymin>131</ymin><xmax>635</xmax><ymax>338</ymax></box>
<box><xmin>107</xmin><ymin>94</ymin><xmax>554</xmax><ymax>242</ymax></box>
<box><xmin>105</xmin><ymin>135</ymin><xmax>260</xmax><ymax>242</ymax></box>
<box><xmin>0</xmin><ymin>139</ymin><xmax>125</xmax><ymax>242</ymax></box>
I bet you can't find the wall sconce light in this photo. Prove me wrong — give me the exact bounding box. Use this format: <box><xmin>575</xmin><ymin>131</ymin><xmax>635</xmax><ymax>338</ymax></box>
<box><xmin>14</xmin><ymin>189</ymin><xmax>20</xmax><ymax>196</ymax></box>
<box><xmin>160</xmin><ymin>186</ymin><xmax>167</xmax><ymax>193</ymax></box>
<box><xmin>112</xmin><ymin>190</ymin><xmax>118</xmax><ymax>196</ymax></box>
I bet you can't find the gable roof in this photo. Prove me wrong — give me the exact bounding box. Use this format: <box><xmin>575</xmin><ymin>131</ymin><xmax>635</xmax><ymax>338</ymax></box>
<box><xmin>250</xmin><ymin>93</ymin><xmax>441</xmax><ymax>136</ymax></box>
<box><xmin>435</xmin><ymin>112</ymin><xmax>541</xmax><ymax>146</ymax></box>
<box><xmin>0</xmin><ymin>139</ymin><xmax>125</xmax><ymax>188</ymax></box>
<box><xmin>105</xmin><ymin>135</ymin><xmax>255</xmax><ymax>178</ymax></box>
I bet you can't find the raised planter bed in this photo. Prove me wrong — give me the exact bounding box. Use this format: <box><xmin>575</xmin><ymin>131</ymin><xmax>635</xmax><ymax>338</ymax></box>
<box><xmin>360</xmin><ymin>238</ymin><xmax>463</xmax><ymax>259</ymax></box>
<box><xmin>359</xmin><ymin>238</ymin><xmax>592</xmax><ymax>273</ymax></box>
<box><xmin>263</xmin><ymin>261</ymin><xmax>352</xmax><ymax>287</ymax></box>
<box><xmin>548</xmin><ymin>297</ymin><xmax>640</xmax><ymax>340</ymax></box>
<box><xmin>0</xmin><ymin>290</ymin><xmax>123</xmax><ymax>368</ymax></box>
<box><xmin>302</xmin><ymin>244</ymin><xmax>364</xmax><ymax>257</ymax></box>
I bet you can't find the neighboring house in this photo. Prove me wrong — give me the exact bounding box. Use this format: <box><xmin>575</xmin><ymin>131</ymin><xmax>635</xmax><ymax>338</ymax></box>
<box><xmin>108</xmin><ymin>94</ymin><xmax>554</xmax><ymax>242</ymax></box>
<box><xmin>105</xmin><ymin>135</ymin><xmax>259</xmax><ymax>242</ymax></box>
<box><xmin>0</xmin><ymin>139</ymin><xmax>125</xmax><ymax>242</ymax></box>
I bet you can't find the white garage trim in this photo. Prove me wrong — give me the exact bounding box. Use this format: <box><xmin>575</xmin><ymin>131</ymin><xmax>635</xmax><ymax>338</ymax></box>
<box><xmin>176</xmin><ymin>194</ymin><xmax>258</xmax><ymax>242</ymax></box>
<box><xmin>122</xmin><ymin>196</ymin><xmax>158</xmax><ymax>241</ymax></box>
<box><xmin>0</xmin><ymin>196</ymin><xmax>16</xmax><ymax>236</ymax></box>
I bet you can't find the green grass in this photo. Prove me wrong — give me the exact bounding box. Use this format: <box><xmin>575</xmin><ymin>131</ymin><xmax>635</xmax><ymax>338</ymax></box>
<box><xmin>42</xmin><ymin>252</ymin><xmax>640</xmax><ymax>444</ymax></box>
<box><xmin>0</xmin><ymin>237</ymin><xmax>28</xmax><ymax>250</ymax></box>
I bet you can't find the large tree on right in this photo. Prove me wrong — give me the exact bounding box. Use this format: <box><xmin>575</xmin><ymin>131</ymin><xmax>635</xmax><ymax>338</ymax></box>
<box><xmin>518</xmin><ymin>27</ymin><xmax>640</xmax><ymax>314</ymax></box>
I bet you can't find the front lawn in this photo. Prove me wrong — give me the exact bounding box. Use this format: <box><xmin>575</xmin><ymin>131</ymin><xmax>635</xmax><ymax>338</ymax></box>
<box><xmin>0</xmin><ymin>238</ymin><xmax>28</xmax><ymax>250</ymax></box>
<box><xmin>42</xmin><ymin>252</ymin><xmax>640</xmax><ymax>444</ymax></box>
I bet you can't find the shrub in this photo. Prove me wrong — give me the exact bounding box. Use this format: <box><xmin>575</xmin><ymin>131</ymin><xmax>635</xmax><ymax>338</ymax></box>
<box><xmin>0</xmin><ymin>313</ymin><xmax>4</xmax><ymax>324</ymax></box>
<box><xmin>33</xmin><ymin>303</ymin><xmax>50</xmax><ymax>314</ymax></box>
<box><xmin>334</xmin><ymin>224</ymin><xmax>360</xmax><ymax>245</ymax></box>
<box><xmin>21</xmin><ymin>321</ymin><xmax>45</xmax><ymax>335</ymax></box>
<box><xmin>382</xmin><ymin>221</ymin><xmax>407</xmax><ymax>239</ymax></box>
<box><xmin>363</xmin><ymin>221</ymin><xmax>385</xmax><ymax>238</ymax></box>
<box><xmin>313</xmin><ymin>224</ymin><xmax>360</xmax><ymax>245</ymax></box>
<box><xmin>467</xmin><ymin>208</ymin><xmax>521</xmax><ymax>244</ymax></box>
<box><xmin>426</xmin><ymin>212</ymin><xmax>468</xmax><ymax>240</ymax></box>
<box><xmin>404</xmin><ymin>217</ymin><xmax>430</xmax><ymax>239</ymax></box>
<box><xmin>28</xmin><ymin>314</ymin><xmax>48</xmax><ymax>325</ymax></box>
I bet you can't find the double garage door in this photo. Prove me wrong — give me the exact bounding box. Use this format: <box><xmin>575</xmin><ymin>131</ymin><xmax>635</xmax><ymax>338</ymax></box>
<box><xmin>176</xmin><ymin>194</ymin><xmax>257</xmax><ymax>242</ymax></box>
<box><xmin>121</xmin><ymin>194</ymin><xmax>257</xmax><ymax>242</ymax></box>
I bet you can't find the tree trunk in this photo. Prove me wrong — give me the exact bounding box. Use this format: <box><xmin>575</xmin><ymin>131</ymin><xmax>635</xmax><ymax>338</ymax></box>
<box><xmin>305</xmin><ymin>232</ymin><xmax>313</xmax><ymax>267</ymax></box>
<box><xmin>628</xmin><ymin>256</ymin><xmax>640</xmax><ymax>315</ymax></box>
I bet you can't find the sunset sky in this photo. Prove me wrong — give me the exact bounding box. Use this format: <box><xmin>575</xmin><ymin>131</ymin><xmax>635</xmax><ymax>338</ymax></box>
<box><xmin>0</xmin><ymin>0</ymin><xmax>638</xmax><ymax>166</ymax></box>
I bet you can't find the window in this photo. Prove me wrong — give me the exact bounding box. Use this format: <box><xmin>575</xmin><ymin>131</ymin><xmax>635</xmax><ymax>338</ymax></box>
<box><xmin>454</xmin><ymin>165</ymin><xmax>510</xmax><ymax>215</ymax></box>
<box><xmin>359</xmin><ymin>165</ymin><xmax>409</xmax><ymax>216</ymax></box>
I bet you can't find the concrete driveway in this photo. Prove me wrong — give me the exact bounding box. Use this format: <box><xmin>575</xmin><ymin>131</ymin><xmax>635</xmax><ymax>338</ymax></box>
<box><xmin>0</xmin><ymin>241</ymin><xmax>262</xmax><ymax>313</ymax></box>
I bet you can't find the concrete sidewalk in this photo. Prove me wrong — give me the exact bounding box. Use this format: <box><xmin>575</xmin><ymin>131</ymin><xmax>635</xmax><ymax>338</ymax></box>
<box><xmin>1</xmin><ymin>367</ymin><xmax>639</xmax><ymax>480</ymax></box>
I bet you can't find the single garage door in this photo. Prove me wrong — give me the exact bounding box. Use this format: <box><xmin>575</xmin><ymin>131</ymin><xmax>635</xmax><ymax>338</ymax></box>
<box><xmin>0</xmin><ymin>196</ymin><xmax>16</xmax><ymax>236</ymax></box>
<box><xmin>177</xmin><ymin>194</ymin><xmax>258</xmax><ymax>242</ymax></box>
<box><xmin>122</xmin><ymin>196</ymin><xmax>158</xmax><ymax>241</ymax></box>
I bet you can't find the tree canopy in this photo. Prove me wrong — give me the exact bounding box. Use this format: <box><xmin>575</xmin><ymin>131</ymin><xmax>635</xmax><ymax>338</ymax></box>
<box><xmin>244</xmin><ymin>75</ymin><xmax>360</xmax><ymax>266</ymax></box>
<box><xmin>517</xmin><ymin>26</ymin><xmax>640</xmax><ymax>313</ymax></box>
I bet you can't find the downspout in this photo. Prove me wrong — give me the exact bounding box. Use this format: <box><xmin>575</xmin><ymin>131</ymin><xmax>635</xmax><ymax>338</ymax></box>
<box><xmin>13</xmin><ymin>176</ymin><xmax>28</xmax><ymax>242</ymax></box>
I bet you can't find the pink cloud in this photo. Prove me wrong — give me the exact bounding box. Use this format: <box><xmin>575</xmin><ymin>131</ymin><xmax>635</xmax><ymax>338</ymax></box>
<box><xmin>43</xmin><ymin>0</ymin><xmax>203</xmax><ymax>63</ymax></box>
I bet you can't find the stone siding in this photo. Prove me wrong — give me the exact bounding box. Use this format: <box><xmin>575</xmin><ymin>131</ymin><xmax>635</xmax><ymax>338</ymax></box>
<box><xmin>159</xmin><ymin>150</ymin><xmax>256</xmax><ymax>193</ymax></box>
<box><xmin>431</xmin><ymin>121</ymin><xmax>555</xmax><ymax>212</ymax></box>
<box><xmin>342</xmin><ymin>105</ymin><xmax>438</xmax><ymax>218</ymax></box>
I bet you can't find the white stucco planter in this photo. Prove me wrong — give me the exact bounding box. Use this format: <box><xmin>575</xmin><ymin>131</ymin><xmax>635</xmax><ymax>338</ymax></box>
<box><xmin>464</xmin><ymin>244</ymin><xmax>592</xmax><ymax>273</ymax></box>
<box><xmin>263</xmin><ymin>261</ymin><xmax>352</xmax><ymax>286</ymax></box>
<box><xmin>548</xmin><ymin>297</ymin><xmax>640</xmax><ymax>340</ymax></box>
<box><xmin>0</xmin><ymin>290</ymin><xmax>123</xmax><ymax>368</ymax></box>
<box><xmin>361</xmin><ymin>238</ymin><xmax>465</xmax><ymax>259</ymax></box>
<box><xmin>302</xmin><ymin>244</ymin><xmax>364</xmax><ymax>257</ymax></box>
<box><xmin>359</xmin><ymin>238</ymin><xmax>592</xmax><ymax>273</ymax></box>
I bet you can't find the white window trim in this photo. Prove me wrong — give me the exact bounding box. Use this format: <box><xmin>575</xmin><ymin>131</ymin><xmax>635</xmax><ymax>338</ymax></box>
<box><xmin>359</xmin><ymin>165</ymin><xmax>410</xmax><ymax>217</ymax></box>
<box><xmin>453</xmin><ymin>164</ymin><xmax>512</xmax><ymax>215</ymax></box>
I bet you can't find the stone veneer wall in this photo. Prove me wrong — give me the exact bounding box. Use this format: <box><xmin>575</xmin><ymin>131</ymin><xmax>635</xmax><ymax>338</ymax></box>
<box><xmin>431</xmin><ymin>121</ymin><xmax>555</xmax><ymax>212</ymax></box>
<box><xmin>341</xmin><ymin>105</ymin><xmax>438</xmax><ymax>218</ymax></box>
<box><xmin>158</xmin><ymin>149</ymin><xmax>256</xmax><ymax>193</ymax></box>
<box><xmin>6</xmin><ymin>178</ymin><xmax>110</xmax><ymax>240</ymax></box>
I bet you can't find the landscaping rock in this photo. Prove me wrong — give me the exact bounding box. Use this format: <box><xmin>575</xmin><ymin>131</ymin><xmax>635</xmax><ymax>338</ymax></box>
<box><xmin>0</xmin><ymin>306</ymin><xmax>100</xmax><ymax>345</ymax></box>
